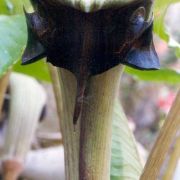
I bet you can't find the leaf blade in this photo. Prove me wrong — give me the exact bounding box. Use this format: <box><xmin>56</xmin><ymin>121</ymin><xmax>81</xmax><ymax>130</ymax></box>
<box><xmin>111</xmin><ymin>103</ymin><xmax>143</xmax><ymax>180</ymax></box>
<box><xmin>0</xmin><ymin>15</ymin><xmax>26</xmax><ymax>78</ymax></box>
<box><xmin>125</xmin><ymin>67</ymin><xmax>180</xmax><ymax>85</ymax></box>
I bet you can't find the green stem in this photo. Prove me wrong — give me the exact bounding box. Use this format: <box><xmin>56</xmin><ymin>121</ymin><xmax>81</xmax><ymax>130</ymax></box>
<box><xmin>49</xmin><ymin>64</ymin><xmax>124</xmax><ymax>180</ymax></box>
<box><xmin>49</xmin><ymin>65</ymin><xmax>80</xmax><ymax>180</ymax></box>
<box><xmin>79</xmin><ymin>65</ymin><xmax>124</xmax><ymax>180</ymax></box>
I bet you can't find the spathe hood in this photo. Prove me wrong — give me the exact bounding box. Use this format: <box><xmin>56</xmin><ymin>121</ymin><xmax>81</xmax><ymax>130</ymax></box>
<box><xmin>23</xmin><ymin>0</ymin><xmax>160</xmax><ymax>76</ymax></box>
<box><xmin>22</xmin><ymin>0</ymin><xmax>160</xmax><ymax>124</ymax></box>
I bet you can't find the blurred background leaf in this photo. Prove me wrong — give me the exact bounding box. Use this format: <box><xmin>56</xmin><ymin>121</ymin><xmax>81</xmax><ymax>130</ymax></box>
<box><xmin>125</xmin><ymin>67</ymin><xmax>180</xmax><ymax>85</ymax></box>
<box><xmin>0</xmin><ymin>0</ymin><xmax>11</xmax><ymax>14</ymax></box>
<box><xmin>111</xmin><ymin>102</ymin><xmax>143</xmax><ymax>180</ymax></box>
<box><xmin>0</xmin><ymin>15</ymin><xmax>26</xmax><ymax>78</ymax></box>
<box><xmin>0</xmin><ymin>0</ymin><xmax>51</xmax><ymax>81</ymax></box>
<box><xmin>0</xmin><ymin>0</ymin><xmax>31</xmax><ymax>14</ymax></box>
<box><xmin>14</xmin><ymin>60</ymin><xmax>51</xmax><ymax>82</ymax></box>
<box><xmin>154</xmin><ymin>0</ymin><xmax>179</xmax><ymax>42</ymax></box>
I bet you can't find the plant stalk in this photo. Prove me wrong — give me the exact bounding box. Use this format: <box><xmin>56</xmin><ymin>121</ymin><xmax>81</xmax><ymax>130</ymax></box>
<box><xmin>162</xmin><ymin>136</ymin><xmax>180</xmax><ymax>180</ymax></box>
<box><xmin>49</xmin><ymin>64</ymin><xmax>124</xmax><ymax>180</ymax></box>
<box><xmin>140</xmin><ymin>89</ymin><xmax>180</xmax><ymax>180</ymax></box>
<box><xmin>49</xmin><ymin>65</ymin><xmax>80</xmax><ymax>180</ymax></box>
<box><xmin>79</xmin><ymin>65</ymin><xmax>124</xmax><ymax>180</ymax></box>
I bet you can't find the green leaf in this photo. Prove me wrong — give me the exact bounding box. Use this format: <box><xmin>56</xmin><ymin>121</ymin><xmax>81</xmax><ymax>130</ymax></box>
<box><xmin>111</xmin><ymin>102</ymin><xmax>143</xmax><ymax>180</ymax></box>
<box><xmin>0</xmin><ymin>0</ymin><xmax>11</xmax><ymax>14</ymax></box>
<box><xmin>0</xmin><ymin>15</ymin><xmax>26</xmax><ymax>78</ymax></box>
<box><xmin>0</xmin><ymin>14</ymin><xmax>51</xmax><ymax>81</ymax></box>
<box><xmin>175</xmin><ymin>48</ymin><xmax>180</xmax><ymax>58</ymax></box>
<box><xmin>125</xmin><ymin>67</ymin><xmax>180</xmax><ymax>85</ymax></box>
<box><xmin>13</xmin><ymin>60</ymin><xmax>51</xmax><ymax>82</ymax></box>
<box><xmin>168</xmin><ymin>38</ymin><xmax>180</xmax><ymax>58</ymax></box>
<box><xmin>0</xmin><ymin>0</ymin><xmax>31</xmax><ymax>15</ymax></box>
<box><xmin>154</xmin><ymin>0</ymin><xmax>180</xmax><ymax>42</ymax></box>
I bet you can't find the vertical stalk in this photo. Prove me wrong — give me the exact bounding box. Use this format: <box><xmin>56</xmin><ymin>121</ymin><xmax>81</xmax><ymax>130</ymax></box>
<box><xmin>0</xmin><ymin>72</ymin><xmax>10</xmax><ymax>118</ymax></box>
<box><xmin>79</xmin><ymin>65</ymin><xmax>124</xmax><ymax>180</ymax></box>
<box><xmin>162</xmin><ymin>136</ymin><xmax>180</xmax><ymax>180</ymax></box>
<box><xmin>49</xmin><ymin>65</ymin><xmax>80</xmax><ymax>180</ymax></box>
<box><xmin>140</xmin><ymin>89</ymin><xmax>180</xmax><ymax>180</ymax></box>
<box><xmin>49</xmin><ymin>64</ymin><xmax>124</xmax><ymax>180</ymax></box>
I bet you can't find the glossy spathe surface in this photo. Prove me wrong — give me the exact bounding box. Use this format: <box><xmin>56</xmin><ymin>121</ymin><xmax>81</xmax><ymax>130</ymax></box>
<box><xmin>22</xmin><ymin>0</ymin><xmax>159</xmax><ymax>123</ymax></box>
